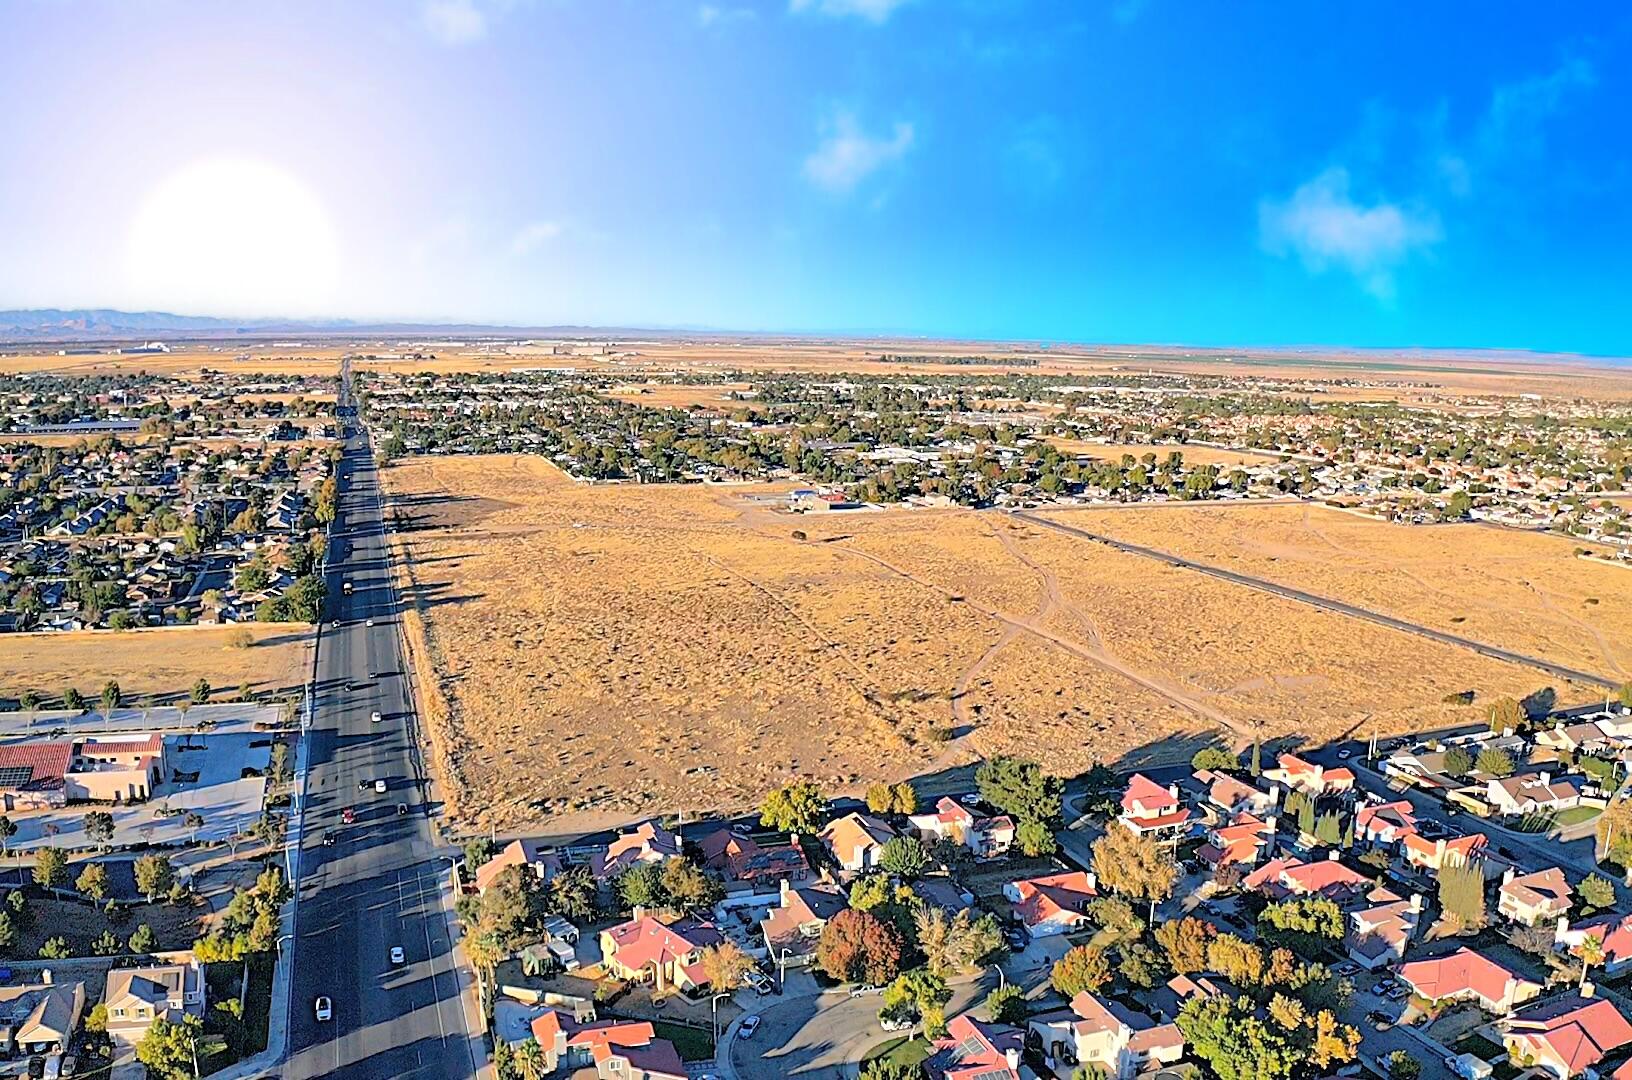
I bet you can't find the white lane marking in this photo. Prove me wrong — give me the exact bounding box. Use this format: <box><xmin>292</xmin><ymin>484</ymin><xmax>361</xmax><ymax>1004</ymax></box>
<box><xmin>416</xmin><ymin>867</ymin><xmax>450</xmax><ymax>1046</ymax></box>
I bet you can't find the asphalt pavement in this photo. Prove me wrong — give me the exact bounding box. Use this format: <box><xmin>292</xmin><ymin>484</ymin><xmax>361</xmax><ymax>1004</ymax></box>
<box><xmin>280</xmin><ymin>376</ymin><xmax>485</xmax><ymax>1080</ymax></box>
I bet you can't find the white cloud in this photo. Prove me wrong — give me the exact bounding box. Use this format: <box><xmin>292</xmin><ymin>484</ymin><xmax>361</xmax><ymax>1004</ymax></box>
<box><xmin>1259</xmin><ymin>167</ymin><xmax>1440</xmax><ymax>300</ymax></box>
<box><xmin>802</xmin><ymin>112</ymin><xmax>914</xmax><ymax>193</ymax></box>
<box><xmin>1478</xmin><ymin>58</ymin><xmax>1594</xmax><ymax>158</ymax></box>
<box><xmin>698</xmin><ymin>4</ymin><xmax>757</xmax><ymax>26</ymax></box>
<box><xmin>789</xmin><ymin>0</ymin><xmax>912</xmax><ymax>24</ymax></box>
<box><xmin>510</xmin><ymin>220</ymin><xmax>562</xmax><ymax>255</ymax></box>
<box><xmin>421</xmin><ymin>0</ymin><xmax>488</xmax><ymax>45</ymax></box>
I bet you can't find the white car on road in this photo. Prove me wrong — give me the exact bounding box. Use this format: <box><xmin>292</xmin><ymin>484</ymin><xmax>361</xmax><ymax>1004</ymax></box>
<box><xmin>374</xmin><ymin>779</ymin><xmax>387</xmax><ymax>793</ymax></box>
<box><xmin>739</xmin><ymin>1015</ymin><xmax>761</xmax><ymax>1039</ymax></box>
<box><xmin>389</xmin><ymin>946</ymin><xmax>405</xmax><ymax>966</ymax></box>
<box><xmin>314</xmin><ymin>996</ymin><xmax>332</xmax><ymax>1022</ymax></box>
<box><xmin>371</xmin><ymin>711</ymin><xmax>383</xmax><ymax>724</ymax></box>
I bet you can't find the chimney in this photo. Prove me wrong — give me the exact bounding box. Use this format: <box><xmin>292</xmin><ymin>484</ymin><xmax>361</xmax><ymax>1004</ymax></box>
<box><xmin>1410</xmin><ymin>893</ymin><xmax>1423</xmax><ymax>913</ymax></box>
<box><xmin>1539</xmin><ymin>771</ymin><xmax>1551</xmax><ymax>785</ymax></box>
<box><xmin>1328</xmin><ymin>850</ymin><xmax>1340</xmax><ymax>861</ymax></box>
<box><xmin>1168</xmin><ymin>783</ymin><xmax>1180</xmax><ymax>801</ymax></box>
<box><xmin>40</xmin><ymin>969</ymin><xmax>50</xmax><ymax>985</ymax></box>
<box><xmin>1006</xmin><ymin>1047</ymin><xmax>1022</xmax><ymax>1072</ymax></box>
<box><xmin>1582</xmin><ymin>980</ymin><xmax>1597</xmax><ymax>998</ymax></box>
<box><xmin>780</xmin><ymin>878</ymin><xmax>790</xmax><ymax>902</ymax></box>
<box><xmin>1084</xmin><ymin>871</ymin><xmax>1097</xmax><ymax>891</ymax></box>
<box><xmin>633</xmin><ymin>905</ymin><xmax>645</xmax><ymax>922</ymax></box>
<box><xmin>1502</xmin><ymin>867</ymin><xmax>1516</xmax><ymax>886</ymax></box>
<box><xmin>1556</xmin><ymin>915</ymin><xmax>1570</xmax><ymax>943</ymax></box>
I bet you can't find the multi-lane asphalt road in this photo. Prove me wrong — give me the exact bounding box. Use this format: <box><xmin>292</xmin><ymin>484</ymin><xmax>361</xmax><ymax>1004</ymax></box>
<box><xmin>281</xmin><ymin>375</ymin><xmax>483</xmax><ymax>1080</ymax></box>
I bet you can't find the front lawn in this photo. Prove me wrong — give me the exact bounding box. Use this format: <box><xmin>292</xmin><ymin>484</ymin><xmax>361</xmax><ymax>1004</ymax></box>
<box><xmin>1554</xmin><ymin>806</ymin><xmax>1602</xmax><ymax>827</ymax></box>
<box><xmin>651</xmin><ymin>1021</ymin><xmax>714</xmax><ymax>1062</ymax></box>
<box><xmin>866</xmin><ymin>1035</ymin><xmax>933</xmax><ymax>1068</ymax></box>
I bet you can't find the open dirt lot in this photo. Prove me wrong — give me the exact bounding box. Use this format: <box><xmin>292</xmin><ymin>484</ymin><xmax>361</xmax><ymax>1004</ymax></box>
<box><xmin>381</xmin><ymin>456</ymin><xmax>1598</xmax><ymax>835</ymax></box>
<box><xmin>1043</xmin><ymin>503</ymin><xmax>1632</xmax><ymax>682</ymax></box>
<box><xmin>0</xmin><ymin>625</ymin><xmax>312</xmax><ymax>705</ymax></box>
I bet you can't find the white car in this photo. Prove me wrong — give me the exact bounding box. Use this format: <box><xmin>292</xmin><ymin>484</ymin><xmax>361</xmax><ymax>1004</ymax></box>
<box><xmin>315</xmin><ymin>996</ymin><xmax>332</xmax><ymax>1022</ymax></box>
<box><xmin>739</xmin><ymin>1015</ymin><xmax>761</xmax><ymax>1039</ymax></box>
<box><xmin>389</xmin><ymin>946</ymin><xmax>405</xmax><ymax>965</ymax></box>
<box><xmin>1337</xmin><ymin>748</ymin><xmax>1353</xmax><ymax>759</ymax></box>
<box><xmin>374</xmin><ymin>779</ymin><xmax>387</xmax><ymax>793</ymax></box>
<box><xmin>371</xmin><ymin>711</ymin><xmax>383</xmax><ymax>724</ymax></box>
<box><xmin>365</xmin><ymin>618</ymin><xmax>375</xmax><ymax>627</ymax></box>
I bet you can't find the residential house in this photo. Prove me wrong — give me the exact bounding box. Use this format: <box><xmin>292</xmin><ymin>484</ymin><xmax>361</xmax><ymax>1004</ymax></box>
<box><xmin>1487</xmin><ymin>774</ymin><xmax>1583</xmax><ymax>818</ymax></box>
<box><xmin>1398</xmin><ymin>947</ymin><xmax>1542</xmax><ymax>1015</ymax></box>
<box><xmin>698</xmin><ymin>829</ymin><xmax>810</xmax><ymax>888</ymax></box>
<box><xmin>1264</xmin><ymin>753</ymin><xmax>1355</xmax><ymax>796</ymax></box>
<box><xmin>1242</xmin><ymin>854</ymin><xmax>1371</xmax><ymax>902</ymax></box>
<box><xmin>0</xmin><ymin>976</ymin><xmax>85</xmax><ymax>1058</ymax></box>
<box><xmin>473</xmin><ymin>837</ymin><xmax>562</xmax><ymax>894</ymax></box>
<box><xmin>1118</xmin><ymin>774</ymin><xmax>1192</xmax><ymax>841</ymax></box>
<box><xmin>908</xmin><ymin>797</ymin><xmax>1016</xmax><ymax>860</ymax></box>
<box><xmin>819</xmin><ymin>812</ymin><xmax>897</xmax><ymax>873</ymax></box>
<box><xmin>923</xmin><ymin>1012</ymin><xmax>1024</xmax><ymax>1080</ymax></box>
<box><xmin>1028</xmin><ymin>991</ymin><xmax>1185</xmax><ymax>1080</ymax></box>
<box><xmin>1003</xmin><ymin>871</ymin><xmax>1098</xmax><ymax>939</ymax></box>
<box><xmin>1500</xmin><ymin>868</ymin><xmax>1575</xmax><ymax>927</ymax></box>
<box><xmin>1197</xmin><ymin>770</ymin><xmax>1278</xmax><ymax>820</ymax></box>
<box><xmin>1555</xmin><ymin>914</ymin><xmax>1632</xmax><ymax>978</ymax></box>
<box><xmin>1355</xmin><ymin>800</ymin><xmax>1418</xmax><ymax>846</ymax></box>
<box><xmin>1401</xmin><ymin>832</ymin><xmax>1488</xmax><ymax>873</ymax></box>
<box><xmin>1537</xmin><ymin>724</ymin><xmax>1614</xmax><ymax>757</ymax></box>
<box><xmin>1346</xmin><ymin>890</ymin><xmax>1422</xmax><ymax>970</ymax></box>
<box><xmin>1499</xmin><ymin>996</ymin><xmax>1632</xmax><ymax>1078</ymax></box>
<box><xmin>590</xmin><ymin>821</ymin><xmax>681</xmax><ymax>880</ymax></box>
<box><xmin>598</xmin><ymin>914</ymin><xmax>724</xmax><ymax>994</ymax></box>
<box><xmin>760</xmin><ymin>879</ymin><xmax>848</xmax><ymax>968</ymax></box>
<box><xmin>1197</xmin><ymin>814</ymin><xmax>1274</xmax><ymax>869</ymax></box>
<box><xmin>530</xmin><ymin>1010</ymin><xmax>687</xmax><ymax>1080</ymax></box>
<box><xmin>104</xmin><ymin>956</ymin><xmax>207</xmax><ymax>1051</ymax></box>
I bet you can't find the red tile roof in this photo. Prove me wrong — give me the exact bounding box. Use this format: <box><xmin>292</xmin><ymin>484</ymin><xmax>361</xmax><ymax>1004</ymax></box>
<box><xmin>1009</xmin><ymin>871</ymin><xmax>1096</xmax><ymax>929</ymax></box>
<box><xmin>1504</xmin><ymin>996</ymin><xmax>1632</xmax><ymax>1075</ymax></box>
<box><xmin>0</xmin><ymin>740</ymin><xmax>73</xmax><ymax>790</ymax></box>
<box><xmin>1398</xmin><ymin>948</ymin><xmax>1533</xmax><ymax>1008</ymax></box>
<box><xmin>604</xmin><ymin>915</ymin><xmax>723</xmax><ymax>976</ymax></box>
<box><xmin>924</xmin><ymin>1013</ymin><xmax>1022</xmax><ymax>1080</ymax></box>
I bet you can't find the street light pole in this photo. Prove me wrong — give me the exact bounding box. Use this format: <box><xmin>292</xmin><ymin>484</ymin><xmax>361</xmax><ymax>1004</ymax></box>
<box><xmin>711</xmin><ymin>991</ymin><xmax>732</xmax><ymax>1047</ymax></box>
<box><xmin>777</xmin><ymin>947</ymin><xmax>792</xmax><ymax>990</ymax></box>
<box><xmin>991</xmin><ymin>962</ymin><xmax>1006</xmax><ymax>990</ymax></box>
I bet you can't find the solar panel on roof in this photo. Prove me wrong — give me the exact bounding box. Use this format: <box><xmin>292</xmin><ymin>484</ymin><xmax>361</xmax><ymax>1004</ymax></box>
<box><xmin>959</xmin><ymin>1035</ymin><xmax>987</xmax><ymax>1059</ymax></box>
<box><xmin>0</xmin><ymin>766</ymin><xmax>34</xmax><ymax>787</ymax></box>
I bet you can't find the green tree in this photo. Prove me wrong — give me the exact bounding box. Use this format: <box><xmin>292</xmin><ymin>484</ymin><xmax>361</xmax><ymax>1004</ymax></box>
<box><xmin>134</xmin><ymin>853</ymin><xmax>176</xmax><ymax>902</ymax></box>
<box><xmin>1015</xmin><ymin>818</ymin><xmax>1058</xmax><ymax>857</ymax></box>
<box><xmin>191</xmin><ymin>677</ymin><xmax>212</xmax><ymax>704</ymax></box>
<box><xmin>1475</xmin><ymin>746</ymin><xmax>1516</xmax><ymax>777</ymax></box>
<box><xmin>92</xmin><ymin>929</ymin><xmax>121</xmax><ymax>956</ymax></box>
<box><xmin>1386</xmin><ymin>1050</ymin><xmax>1422</xmax><ymax>1080</ymax></box>
<box><xmin>1192</xmin><ymin>747</ymin><xmax>1238</xmax><ymax>772</ymax></box>
<box><xmin>33</xmin><ymin>847</ymin><xmax>66</xmax><ymax>890</ymax></box>
<box><xmin>659</xmin><ymin>856</ymin><xmax>723</xmax><ymax>912</ymax></box>
<box><xmin>1051</xmin><ymin>944</ymin><xmax>1112</xmax><ymax>998</ymax></box>
<box><xmin>129</xmin><ymin>924</ymin><xmax>158</xmax><ymax>953</ymax></box>
<box><xmin>462</xmin><ymin>837</ymin><xmax>497</xmax><ymax>870</ymax></box>
<box><xmin>0</xmin><ymin>911</ymin><xmax>15</xmax><ymax>951</ymax></box>
<box><xmin>1156</xmin><ymin>916</ymin><xmax>1215</xmax><ymax>974</ymax></box>
<box><xmin>39</xmin><ymin>936</ymin><xmax>71</xmax><ymax>959</ymax></box>
<box><xmin>1177</xmin><ymin>995</ymin><xmax>1298</xmax><ymax>1080</ymax></box>
<box><xmin>1436</xmin><ymin>859</ymin><xmax>1488</xmax><ymax>930</ymax></box>
<box><xmin>62</xmin><ymin>687</ymin><xmax>85</xmax><ymax>713</ymax></box>
<box><xmin>759</xmin><ymin>781</ymin><xmax>828</xmax><ymax>834</ymax></box>
<box><xmin>986</xmin><ymin>982</ymin><xmax>1026</xmax><ymax>1024</ymax></box>
<box><xmin>882</xmin><ymin>967</ymin><xmax>951</xmax><ymax>1024</ymax></box>
<box><xmin>101</xmin><ymin>679</ymin><xmax>122</xmax><ymax>719</ymax></box>
<box><xmin>1579</xmin><ymin>874</ymin><xmax>1616</xmax><ymax>913</ymax></box>
<box><xmin>1442</xmin><ymin>746</ymin><xmax>1473</xmax><ymax>778</ymax></box>
<box><xmin>548</xmin><ymin>865</ymin><xmax>598</xmax><ymax>920</ymax></box>
<box><xmin>83</xmin><ymin>810</ymin><xmax>116</xmax><ymax>848</ymax></box>
<box><xmin>0</xmin><ymin>816</ymin><xmax>16</xmax><ymax>856</ymax></box>
<box><xmin>976</xmin><ymin>756</ymin><xmax>1062</xmax><ymax>827</ymax></box>
<box><xmin>76</xmin><ymin>862</ymin><xmax>110</xmax><ymax>901</ymax></box>
<box><xmin>878</xmin><ymin>836</ymin><xmax>931</xmax><ymax>880</ymax></box>
<box><xmin>859</xmin><ymin>1063</ymin><xmax>919</xmax><ymax>1080</ymax></box>
<box><xmin>617</xmin><ymin>862</ymin><xmax>667</xmax><ymax>912</ymax></box>
<box><xmin>136</xmin><ymin>1013</ymin><xmax>205</xmax><ymax>1080</ymax></box>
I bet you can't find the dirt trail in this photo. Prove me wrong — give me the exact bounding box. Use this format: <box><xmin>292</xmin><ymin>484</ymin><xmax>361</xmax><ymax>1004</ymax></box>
<box><xmin>1521</xmin><ymin>579</ymin><xmax>1628</xmax><ymax>679</ymax></box>
<box><xmin>826</xmin><ymin>533</ymin><xmax>1249</xmax><ymax>743</ymax></box>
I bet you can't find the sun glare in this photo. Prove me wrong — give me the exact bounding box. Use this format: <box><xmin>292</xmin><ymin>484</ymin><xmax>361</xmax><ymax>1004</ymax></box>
<box><xmin>125</xmin><ymin>158</ymin><xmax>342</xmax><ymax>317</ymax></box>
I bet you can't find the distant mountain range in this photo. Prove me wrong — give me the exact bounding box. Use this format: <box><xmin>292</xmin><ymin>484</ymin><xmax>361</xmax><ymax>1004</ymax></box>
<box><xmin>0</xmin><ymin>308</ymin><xmax>339</xmax><ymax>340</ymax></box>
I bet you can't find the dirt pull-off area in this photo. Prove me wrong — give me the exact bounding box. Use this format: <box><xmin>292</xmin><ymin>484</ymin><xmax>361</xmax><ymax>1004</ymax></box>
<box><xmin>381</xmin><ymin>456</ymin><xmax>1600</xmax><ymax>837</ymax></box>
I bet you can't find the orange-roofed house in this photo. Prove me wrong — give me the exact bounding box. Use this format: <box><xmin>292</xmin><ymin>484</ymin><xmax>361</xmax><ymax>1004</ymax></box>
<box><xmin>908</xmin><ymin>797</ymin><xmax>1016</xmax><ymax>860</ymax></box>
<box><xmin>1198</xmin><ymin>769</ymin><xmax>1280</xmax><ymax>819</ymax></box>
<box><xmin>1500</xmin><ymin>868</ymin><xmax>1575</xmax><ymax>927</ymax></box>
<box><xmin>472</xmin><ymin>838</ymin><xmax>562</xmax><ymax>894</ymax></box>
<box><xmin>530</xmin><ymin>1010</ymin><xmax>687</xmax><ymax>1079</ymax></box>
<box><xmin>1264</xmin><ymin>753</ymin><xmax>1355</xmax><ymax>797</ymax></box>
<box><xmin>1355</xmin><ymin>800</ymin><xmax>1418</xmax><ymax>846</ymax></box>
<box><xmin>1003</xmin><ymin>870</ymin><xmax>1097</xmax><ymax>939</ymax></box>
<box><xmin>1197</xmin><ymin>814</ymin><xmax>1273</xmax><ymax>869</ymax></box>
<box><xmin>1029</xmin><ymin>990</ymin><xmax>1186</xmax><ymax>1080</ymax></box>
<box><xmin>820</xmin><ymin>812</ymin><xmax>897</xmax><ymax>873</ymax></box>
<box><xmin>1499</xmin><ymin>996</ymin><xmax>1632</xmax><ymax>1078</ymax></box>
<box><xmin>1119</xmin><ymin>774</ymin><xmax>1191</xmax><ymax>842</ymax></box>
<box><xmin>1242</xmin><ymin>854</ymin><xmax>1371</xmax><ymax>902</ymax></box>
<box><xmin>599</xmin><ymin>914</ymin><xmax>724</xmax><ymax>993</ymax></box>
<box><xmin>590</xmin><ymin>821</ymin><xmax>681</xmax><ymax>881</ymax></box>
<box><xmin>1401</xmin><ymin>831</ymin><xmax>1487</xmax><ymax>873</ymax></box>
<box><xmin>1398</xmin><ymin>947</ymin><xmax>1542</xmax><ymax>1015</ymax></box>
<box><xmin>923</xmin><ymin>1012</ymin><xmax>1024</xmax><ymax>1080</ymax></box>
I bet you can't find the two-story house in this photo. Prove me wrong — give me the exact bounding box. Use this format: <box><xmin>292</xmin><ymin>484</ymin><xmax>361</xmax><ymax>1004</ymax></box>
<box><xmin>599</xmin><ymin>914</ymin><xmax>724</xmax><ymax>994</ymax></box>
<box><xmin>1028</xmin><ymin>991</ymin><xmax>1185</xmax><ymax>1080</ymax></box>
<box><xmin>105</xmin><ymin>957</ymin><xmax>207</xmax><ymax>1053</ymax></box>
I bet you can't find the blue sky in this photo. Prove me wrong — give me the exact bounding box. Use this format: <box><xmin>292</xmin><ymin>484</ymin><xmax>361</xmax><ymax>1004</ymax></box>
<box><xmin>1</xmin><ymin>1</ymin><xmax>1629</xmax><ymax>353</ymax></box>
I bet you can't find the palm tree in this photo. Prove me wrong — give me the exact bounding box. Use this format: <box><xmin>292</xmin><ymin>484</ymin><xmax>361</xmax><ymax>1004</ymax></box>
<box><xmin>465</xmin><ymin>931</ymin><xmax>506</xmax><ymax>1001</ymax></box>
<box><xmin>1578</xmin><ymin>933</ymin><xmax>1606</xmax><ymax>991</ymax></box>
<box><xmin>514</xmin><ymin>1037</ymin><xmax>546</xmax><ymax>1080</ymax></box>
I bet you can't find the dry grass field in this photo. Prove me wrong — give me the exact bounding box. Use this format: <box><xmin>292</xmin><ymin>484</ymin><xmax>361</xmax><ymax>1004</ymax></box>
<box><xmin>0</xmin><ymin>625</ymin><xmax>311</xmax><ymax>704</ymax></box>
<box><xmin>381</xmin><ymin>456</ymin><xmax>1599</xmax><ymax>834</ymax></box>
<box><xmin>1039</xmin><ymin>503</ymin><xmax>1632</xmax><ymax>681</ymax></box>
<box><xmin>600</xmin><ymin>382</ymin><xmax>758</xmax><ymax>410</ymax></box>
<box><xmin>1046</xmin><ymin>439</ymin><xmax>1284</xmax><ymax>467</ymax></box>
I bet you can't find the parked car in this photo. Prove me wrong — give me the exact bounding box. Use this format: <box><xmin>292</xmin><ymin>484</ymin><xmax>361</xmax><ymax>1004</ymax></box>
<box><xmin>739</xmin><ymin>1015</ymin><xmax>761</xmax><ymax>1039</ymax></box>
<box><xmin>849</xmin><ymin>984</ymin><xmax>883</xmax><ymax>998</ymax></box>
<box><xmin>880</xmin><ymin>1013</ymin><xmax>912</xmax><ymax>1032</ymax></box>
